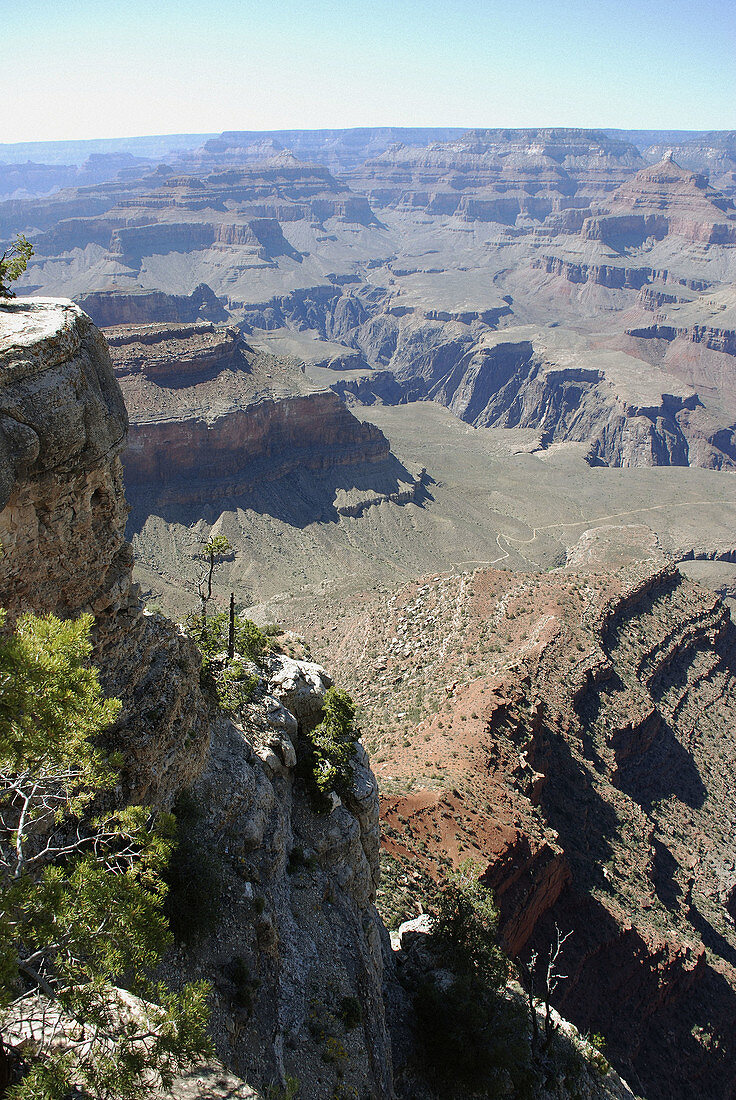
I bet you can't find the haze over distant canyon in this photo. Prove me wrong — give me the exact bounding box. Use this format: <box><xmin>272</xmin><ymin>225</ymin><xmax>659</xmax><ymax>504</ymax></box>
<box><xmin>2</xmin><ymin>123</ymin><xmax>736</xmax><ymax>1100</ymax></box>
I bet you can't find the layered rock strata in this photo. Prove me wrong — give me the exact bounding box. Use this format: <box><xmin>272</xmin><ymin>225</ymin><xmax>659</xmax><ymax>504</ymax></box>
<box><xmin>244</xmin><ymin>285</ymin><xmax>736</xmax><ymax>469</ymax></box>
<box><xmin>315</xmin><ymin>553</ymin><xmax>736</xmax><ymax>1100</ymax></box>
<box><xmin>76</xmin><ymin>283</ymin><xmax>228</xmax><ymax>327</ymax></box>
<box><xmin>104</xmin><ymin>321</ymin><xmax>397</xmax><ymax>506</ymax></box>
<box><xmin>348</xmin><ymin>128</ymin><xmax>644</xmax><ymax>218</ymax></box>
<box><xmin>582</xmin><ymin>154</ymin><xmax>736</xmax><ymax>246</ymax></box>
<box><xmin>0</xmin><ymin>300</ymin><xmax>395</xmax><ymax>1098</ymax></box>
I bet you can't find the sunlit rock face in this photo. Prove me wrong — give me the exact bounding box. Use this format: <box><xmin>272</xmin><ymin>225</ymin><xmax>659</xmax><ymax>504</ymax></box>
<box><xmin>0</xmin><ymin>298</ymin><xmax>209</xmax><ymax>805</ymax></box>
<box><xmin>0</xmin><ymin>298</ymin><xmax>131</xmax><ymax>619</ymax></box>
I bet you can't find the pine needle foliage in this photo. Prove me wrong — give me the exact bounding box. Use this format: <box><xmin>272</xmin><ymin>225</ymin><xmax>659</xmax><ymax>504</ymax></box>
<box><xmin>0</xmin><ymin>610</ymin><xmax>212</xmax><ymax>1099</ymax></box>
<box><xmin>299</xmin><ymin>688</ymin><xmax>358</xmax><ymax>812</ymax></box>
<box><xmin>184</xmin><ymin>610</ymin><xmax>266</xmax><ymax>711</ymax></box>
<box><xmin>0</xmin><ymin>235</ymin><xmax>33</xmax><ymax>299</ymax></box>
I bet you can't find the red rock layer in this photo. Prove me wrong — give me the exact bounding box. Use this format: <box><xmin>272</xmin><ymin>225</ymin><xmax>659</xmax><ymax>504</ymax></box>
<box><xmin>123</xmin><ymin>392</ymin><xmax>390</xmax><ymax>500</ymax></box>
<box><xmin>305</xmin><ymin>561</ymin><xmax>736</xmax><ymax>1100</ymax></box>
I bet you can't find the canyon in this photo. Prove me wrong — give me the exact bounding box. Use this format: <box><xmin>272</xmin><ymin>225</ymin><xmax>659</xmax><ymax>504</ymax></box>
<box><xmin>0</xmin><ymin>294</ymin><xmax>648</xmax><ymax>1100</ymax></box>
<box><xmin>3</xmin><ymin>124</ymin><xmax>736</xmax><ymax>1099</ymax></box>
<box><xmin>3</xmin><ymin>127</ymin><xmax>735</xmax><ymax>489</ymax></box>
<box><xmin>0</xmin><ymin>299</ymin><xmax>395</xmax><ymax>1098</ymax></box>
<box><xmin>301</xmin><ymin>543</ymin><xmax>736</xmax><ymax>1100</ymax></box>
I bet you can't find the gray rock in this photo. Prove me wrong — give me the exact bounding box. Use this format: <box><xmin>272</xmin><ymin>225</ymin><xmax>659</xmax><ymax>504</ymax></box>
<box><xmin>266</xmin><ymin>655</ymin><xmax>333</xmax><ymax>726</ymax></box>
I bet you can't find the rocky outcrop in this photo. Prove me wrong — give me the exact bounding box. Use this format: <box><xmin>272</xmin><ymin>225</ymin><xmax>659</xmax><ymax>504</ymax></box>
<box><xmin>582</xmin><ymin>154</ymin><xmax>736</xmax><ymax>245</ymax></box>
<box><xmin>123</xmin><ymin>391</ymin><xmax>392</xmax><ymax>502</ymax></box>
<box><xmin>106</xmin><ymin>322</ymin><xmax>240</xmax><ymax>379</ymax></box>
<box><xmin>0</xmin><ymin>299</ymin><xmax>396</xmax><ymax>1098</ymax></box>
<box><xmin>0</xmin><ymin>297</ymin><xmax>209</xmax><ymax>803</ymax></box>
<box><xmin>76</xmin><ymin>284</ymin><xmax>228</xmax><ymax>326</ymax></box>
<box><xmin>161</xmin><ymin>657</ymin><xmax>395</xmax><ymax>1100</ymax></box>
<box><xmin>241</xmin><ymin>284</ymin><xmax>736</xmax><ymax>469</ymax></box>
<box><xmin>103</xmin><ymin>219</ymin><xmax>301</xmax><ymax>264</ymax></box>
<box><xmin>536</xmin><ymin>255</ymin><xmax>709</xmax><ymax>293</ymax></box>
<box><xmin>103</xmin><ymin>322</ymin><xmax>396</xmax><ymax>507</ymax></box>
<box><xmin>627</xmin><ymin>320</ymin><xmax>736</xmax><ymax>356</ymax></box>
<box><xmin>0</xmin><ymin>298</ymin><xmax>131</xmax><ymax>620</ymax></box>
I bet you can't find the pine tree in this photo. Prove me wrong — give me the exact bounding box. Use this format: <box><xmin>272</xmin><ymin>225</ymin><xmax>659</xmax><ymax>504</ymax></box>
<box><xmin>0</xmin><ymin>610</ymin><xmax>211</xmax><ymax>1099</ymax></box>
<box><xmin>0</xmin><ymin>236</ymin><xmax>33</xmax><ymax>300</ymax></box>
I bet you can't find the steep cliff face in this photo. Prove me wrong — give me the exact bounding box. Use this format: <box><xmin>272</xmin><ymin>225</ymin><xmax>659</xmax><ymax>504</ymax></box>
<box><xmin>0</xmin><ymin>299</ymin><xmax>131</xmax><ymax>618</ymax></box>
<box><xmin>242</xmin><ymin>286</ymin><xmax>736</xmax><ymax>469</ymax></box>
<box><xmin>0</xmin><ymin>298</ymin><xmax>210</xmax><ymax>802</ymax></box>
<box><xmin>76</xmin><ymin>283</ymin><xmax>228</xmax><ymax>327</ymax></box>
<box><xmin>0</xmin><ymin>300</ymin><xmax>396</xmax><ymax>1098</ymax></box>
<box><xmin>104</xmin><ymin>321</ymin><xmax>403</xmax><ymax>511</ymax></box>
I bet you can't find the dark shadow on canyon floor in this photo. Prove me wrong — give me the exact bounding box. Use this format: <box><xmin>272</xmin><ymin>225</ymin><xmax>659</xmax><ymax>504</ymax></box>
<box><xmin>615</xmin><ymin>718</ymin><xmax>707</xmax><ymax>811</ymax></box>
<box><xmin>125</xmin><ymin>455</ymin><xmax>434</xmax><ymax>536</ymax></box>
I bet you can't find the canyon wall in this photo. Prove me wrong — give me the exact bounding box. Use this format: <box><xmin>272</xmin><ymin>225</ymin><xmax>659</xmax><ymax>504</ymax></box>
<box><xmin>317</xmin><ymin>552</ymin><xmax>736</xmax><ymax>1100</ymax></box>
<box><xmin>241</xmin><ymin>284</ymin><xmax>736</xmax><ymax>469</ymax></box>
<box><xmin>0</xmin><ymin>299</ymin><xmax>395</xmax><ymax>1099</ymax></box>
<box><xmin>102</xmin><ymin>320</ymin><xmax>427</xmax><ymax>529</ymax></box>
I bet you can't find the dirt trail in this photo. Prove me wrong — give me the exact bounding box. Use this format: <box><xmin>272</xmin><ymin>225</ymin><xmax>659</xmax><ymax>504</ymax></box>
<box><xmin>452</xmin><ymin>496</ymin><xmax>736</xmax><ymax>570</ymax></box>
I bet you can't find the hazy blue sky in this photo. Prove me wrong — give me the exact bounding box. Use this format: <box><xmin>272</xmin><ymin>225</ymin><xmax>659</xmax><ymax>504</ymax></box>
<box><xmin>3</xmin><ymin>0</ymin><xmax>735</xmax><ymax>142</ymax></box>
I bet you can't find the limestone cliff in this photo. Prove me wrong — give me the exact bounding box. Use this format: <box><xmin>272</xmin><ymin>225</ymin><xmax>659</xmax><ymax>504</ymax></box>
<box><xmin>0</xmin><ymin>299</ymin><xmax>394</xmax><ymax>1098</ymax></box>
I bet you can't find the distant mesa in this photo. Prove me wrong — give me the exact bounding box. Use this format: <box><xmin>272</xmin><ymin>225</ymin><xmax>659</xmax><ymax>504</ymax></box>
<box><xmin>350</xmin><ymin>126</ymin><xmax>645</xmax><ymax>221</ymax></box>
<box><xmin>582</xmin><ymin>153</ymin><xmax>736</xmax><ymax>245</ymax></box>
<box><xmin>76</xmin><ymin>283</ymin><xmax>228</xmax><ymax>327</ymax></box>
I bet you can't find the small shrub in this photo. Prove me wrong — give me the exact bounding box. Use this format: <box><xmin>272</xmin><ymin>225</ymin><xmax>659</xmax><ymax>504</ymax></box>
<box><xmin>586</xmin><ymin>1032</ymin><xmax>611</xmax><ymax>1076</ymax></box>
<box><xmin>413</xmin><ymin>976</ymin><xmax>532</xmax><ymax>1096</ymax></box>
<box><xmin>0</xmin><ymin>233</ymin><xmax>33</xmax><ymax>298</ymax></box>
<box><xmin>261</xmin><ymin>622</ymin><xmax>283</xmax><ymax>637</ymax></box>
<box><xmin>227</xmin><ymin>955</ymin><xmax>259</xmax><ymax>1013</ymax></box>
<box><xmin>298</xmin><ymin>688</ymin><xmax>358</xmax><ymax>812</ymax></box>
<box><xmin>288</xmin><ymin>845</ymin><xmax>317</xmax><ymax>873</ymax></box>
<box><xmin>185</xmin><ymin>610</ymin><xmax>266</xmax><ymax>711</ymax></box>
<box><xmin>266</xmin><ymin>1075</ymin><xmax>300</xmax><ymax>1100</ymax></box>
<box><xmin>186</xmin><ymin>610</ymin><xmax>268</xmax><ymax>664</ymax></box>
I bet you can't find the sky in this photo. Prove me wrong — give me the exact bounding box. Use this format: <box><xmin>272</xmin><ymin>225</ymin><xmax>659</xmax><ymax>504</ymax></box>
<box><xmin>2</xmin><ymin>0</ymin><xmax>735</xmax><ymax>143</ymax></box>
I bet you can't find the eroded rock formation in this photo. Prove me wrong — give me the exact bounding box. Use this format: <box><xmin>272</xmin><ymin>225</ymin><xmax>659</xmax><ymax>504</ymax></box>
<box><xmin>0</xmin><ymin>299</ymin><xmax>395</xmax><ymax>1098</ymax></box>
<box><xmin>313</xmin><ymin>549</ymin><xmax>736</xmax><ymax>1100</ymax></box>
<box><xmin>348</xmin><ymin>128</ymin><xmax>645</xmax><ymax>218</ymax></box>
<box><xmin>103</xmin><ymin>320</ymin><xmax>417</xmax><ymax>517</ymax></box>
<box><xmin>77</xmin><ymin>283</ymin><xmax>228</xmax><ymax>326</ymax></box>
<box><xmin>241</xmin><ymin>284</ymin><xmax>736</xmax><ymax>469</ymax></box>
<box><xmin>582</xmin><ymin>154</ymin><xmax>736</xmax><ymax>246</ymax></box>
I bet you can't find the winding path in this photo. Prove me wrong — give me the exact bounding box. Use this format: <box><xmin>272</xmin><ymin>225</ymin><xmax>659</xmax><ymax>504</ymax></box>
<box><xmin>451</xmin><ymin>497</ymin><xmax>736</xmax><ymax>571</ymax></box>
